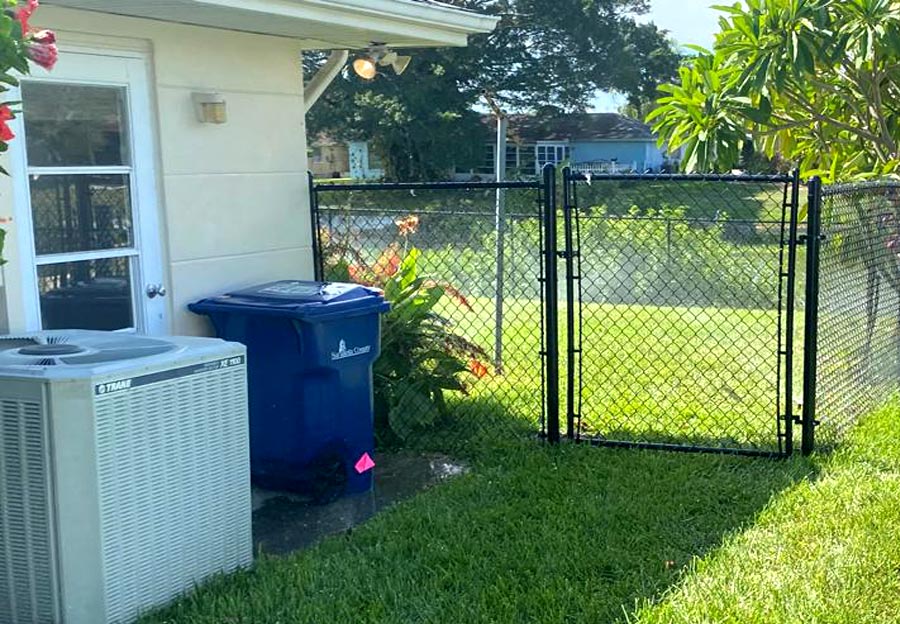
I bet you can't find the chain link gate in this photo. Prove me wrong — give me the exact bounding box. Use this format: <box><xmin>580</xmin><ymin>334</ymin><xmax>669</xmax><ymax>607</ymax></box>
<box><xmin>560</xmin><ymin>169</ymin><xmax>803</xmax><ymax>456</ymax></box>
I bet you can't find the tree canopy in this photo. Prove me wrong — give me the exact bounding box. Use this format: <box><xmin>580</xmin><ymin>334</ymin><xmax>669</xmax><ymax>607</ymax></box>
<box><xmin>306</xmin><ymin>0</ymin><xmax>679</xmax><ymax>181</ymax></box>
<box><xmin>649</xmin><ymin>0</ymin><xmax>900</xmax><ymax>180</ymax></box>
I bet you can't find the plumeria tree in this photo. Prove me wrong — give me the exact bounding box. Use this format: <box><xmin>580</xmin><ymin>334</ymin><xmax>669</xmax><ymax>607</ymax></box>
<box><xmin>0</xmin><ymin>0</ymin><xmax>57</xmax><ymax>263</ymax></box>
<box><xmin>648</xmin><ymin>0</ymin><xmax>900</xmax><ymax>366</ymax></box>
<box><xmin>648</xmin><ymin>0</ymin><xmax>900</xmax><ymax>181</ymax></box>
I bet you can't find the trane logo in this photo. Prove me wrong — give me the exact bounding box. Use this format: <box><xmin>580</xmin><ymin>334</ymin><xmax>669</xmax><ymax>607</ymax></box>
<box><xmin>96</xmin><ymin>379</ymin><xmax>132</xmax><ymax>395</ymax></box>
<box><xmin>331</xmin><ymin>339</ymin><xmax>371</xmax><ymax>361</ymax></box>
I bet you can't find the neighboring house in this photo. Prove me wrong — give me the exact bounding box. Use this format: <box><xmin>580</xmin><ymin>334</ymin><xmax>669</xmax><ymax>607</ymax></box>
<box><xmin>457</xmin><ymin>112</ymin><xmax>680</xmax><ymax>179</ymax></box>
<box><xmin>0</xmin><ymin>0</ymin><xmax>497</xmax><ymax>336</ymax></box>
<box><xmin>310</xmin><ymin>137</ymin><xmax>384</xmax><ymax>180</ymax></box>
<box><xmin>309</xmin><ymin>136</ymin><xmax>351</xmax><ymax>179</ymax></box>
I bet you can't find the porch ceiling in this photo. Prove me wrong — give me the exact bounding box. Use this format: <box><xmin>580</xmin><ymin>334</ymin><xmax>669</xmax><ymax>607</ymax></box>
<box><xmin>42</xmin><ymin>0</ymin><xmax>499</xmax><ymax>48</ymax></box>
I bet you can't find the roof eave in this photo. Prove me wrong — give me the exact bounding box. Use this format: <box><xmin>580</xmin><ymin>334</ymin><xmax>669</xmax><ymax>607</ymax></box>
<box><xmin>42</xmin><ymin>0</ymin><xmax>500</xmax><ymax>48</ymax></box>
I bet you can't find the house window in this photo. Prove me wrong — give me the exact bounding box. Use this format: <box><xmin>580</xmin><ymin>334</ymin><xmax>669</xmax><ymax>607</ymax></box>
<box><xmin>519</xmin><ymin>144</ymin><xmax>536</xmax><ymax>175</ymax></box>
<box><xmin>476</xmin><ymin>143</ymin><xmax>495</xmax><ymax>174</ymax></box>
<box><xmin>506</xmin><ymin>145</ymin><xmax>518</xmax><ymax>172</ymax></box>
<box><xmin>535</xmin><ymin>144</ymin><xmax>571</xmax><ymax>172</ymax></box>
<box><xmin>311</xmin><ymin>146</ymin><xmax>324</xmax><ymax>164</ymax></box>
<box><xmin>368</xmin><ymin>148</ymin><xmax>384</xmax><ymax>171</ymax></box>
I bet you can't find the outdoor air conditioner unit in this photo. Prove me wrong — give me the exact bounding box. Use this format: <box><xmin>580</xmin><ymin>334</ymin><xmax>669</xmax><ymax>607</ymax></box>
<box><xmin>0</xmin><ymin>330</ymin><xmax>252</xmax><ymax>624</ymax></box>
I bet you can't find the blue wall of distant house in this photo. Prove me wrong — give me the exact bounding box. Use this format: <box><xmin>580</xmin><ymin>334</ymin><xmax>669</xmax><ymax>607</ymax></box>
<box><xmin>571</xmin><ymin>141</ymin><xmax>666</xmax><ymax>170</ymax></box>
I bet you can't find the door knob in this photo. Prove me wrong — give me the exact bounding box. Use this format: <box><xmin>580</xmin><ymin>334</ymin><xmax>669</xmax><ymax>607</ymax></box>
<box><xmin>146</xmin><ymin>284</ymin><xmax>167</xmax><ymax>299</ymax></box>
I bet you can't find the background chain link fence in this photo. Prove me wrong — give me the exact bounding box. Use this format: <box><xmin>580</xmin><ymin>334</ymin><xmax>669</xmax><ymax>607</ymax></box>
<box><xmin>814</xmin><ymin>182</ymin><xmax>900</xmax><ymax>447</ymax></box>
<box><xmin>313</xmin><ymin>182</ymin><xmax>548</xmax><ymax>455</ymax></box>
<box><xmin>566</xmin><ymin>174</ymin><xmax>799</xmax><ymax>455</ymax></box>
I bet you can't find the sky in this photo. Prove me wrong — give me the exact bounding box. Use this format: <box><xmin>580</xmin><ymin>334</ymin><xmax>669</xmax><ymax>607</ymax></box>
<box><xmin>593</xmin><ymin>0</ymin><xmax>721</xmax><ymax>111</ymax></box>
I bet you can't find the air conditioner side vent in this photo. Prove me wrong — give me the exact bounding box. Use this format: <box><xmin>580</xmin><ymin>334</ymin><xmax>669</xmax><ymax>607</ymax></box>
<box><xmin>0</xmin><ymin>397</ymin><xmax>58</xmax><ymax>624</ymax></box>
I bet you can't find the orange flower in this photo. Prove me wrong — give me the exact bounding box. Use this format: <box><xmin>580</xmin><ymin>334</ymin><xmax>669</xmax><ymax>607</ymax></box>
<box><xmin>469</xmin><ymin>359</ymin><xmax>489</xmax><ymax>379</ymax></box>
<box><xmin>440</xmin><ymin>284</ymin><xmax>471</xmax><ymax>311</ymax></box>
<box><xmin>395</xmin><ymin>215</ymin><xmax>420</xmax><ymax>237</ymax></box>
<box><xmin>373</xmin><ymin>245</ymin><xmax>402</xmax><ymax>279</ymax></box>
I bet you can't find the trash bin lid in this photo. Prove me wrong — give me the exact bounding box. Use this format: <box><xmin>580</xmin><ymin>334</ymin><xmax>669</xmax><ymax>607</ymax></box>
<box><xmin>190</xmin><ymin>281</ymin><xmax>389</xmax><ymax>320</ymax></box>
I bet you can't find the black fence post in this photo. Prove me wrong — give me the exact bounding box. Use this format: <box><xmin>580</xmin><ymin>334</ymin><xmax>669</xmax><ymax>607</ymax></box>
<box><xmin>543</xmin><ymin>164</ymin><xmax>561</xmax><ymax>444</ymax></box>
<box><xmin>308</xmin><ymin>171</ymin><xmax>324</xmax><ymax>281</ymax></box>
<box><xmin>562</xmin><ymin>167</ymin><xmax>577</xmax><ymax>440</ymax></box>
<box><xmin>782</xmin><ymin>169</ymin><xmax>802</xmax><ymax>455</ymax></box>
<box><xmin>802</xmin><ymin>176</ymin><xmax>823</xmax><ymax>456</ymax></box>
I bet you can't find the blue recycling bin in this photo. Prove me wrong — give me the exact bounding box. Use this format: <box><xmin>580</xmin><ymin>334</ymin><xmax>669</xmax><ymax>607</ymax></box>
<box><xmin>189</xmin><ymin>281</ymin><xmax>389</xmax><ymax>499</ymax></box>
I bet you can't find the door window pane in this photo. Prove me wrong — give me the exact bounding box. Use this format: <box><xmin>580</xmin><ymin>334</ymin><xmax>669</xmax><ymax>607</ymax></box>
<box><xmin>22</xmin><ymin>82</ymin><xmax>131</xmax><ymax>167</ymax></box>
<box><xmin>38</xmin><ymin>258</ymin><xmax>134</xmax><ymax>330</ymax></box>
<box><xmin>30</xmin><ymin>174</ymin><xmax>133</xmax><ymax>255</ymax></box>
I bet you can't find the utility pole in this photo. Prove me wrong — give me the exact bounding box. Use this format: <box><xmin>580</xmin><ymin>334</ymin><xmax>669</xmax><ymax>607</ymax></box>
<box><xmin>483</xmin><ymin>90</ymin><xmax>508</xmax><ymax>374</ymax></box>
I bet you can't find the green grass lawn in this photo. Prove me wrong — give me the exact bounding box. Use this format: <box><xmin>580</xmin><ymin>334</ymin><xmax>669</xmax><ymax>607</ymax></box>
<box><xmin>233</xmin><ymin>177</ymin><xmax>900</xmax><ymax>622</ymax></box>
<box><xmin>433</xmin><ymin>297</ymin><xmax>786</xmax><ymax>453</ymax></box>
<box><xmin>139</xmin><ymin>297</ymin><xmax>900</xmax><ymax>623</ymax></box>
<box><xmin>141</xmin><ymin>400</ymin><xmax>900</xmax><ymax>624</ymax></box>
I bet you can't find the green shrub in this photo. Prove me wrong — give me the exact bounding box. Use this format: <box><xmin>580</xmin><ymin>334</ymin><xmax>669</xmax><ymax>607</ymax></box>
<box><xmin>373</xmin><ymin>249</ymin><xmax>487</xmax><ymax>446</ymax></box>
<box><xmin>321</xmin><ymin>216</ymin><xmax>488</xmax><ymax>446</ymax></box>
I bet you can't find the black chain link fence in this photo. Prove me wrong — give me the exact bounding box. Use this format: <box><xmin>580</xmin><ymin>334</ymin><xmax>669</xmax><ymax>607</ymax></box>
<box><xmin>813</xmin><ymin>182</ymin><xmax>900</xmax><ymax>447</ymax></box>
<box><xmin>312</xmin><ymin>173</ymin><xmax>900</xmax><ymax>459</ymax></box>
<box><xmin>312</xmin><ymin>181</ymin><xmax>548</xmax><ymax>455</ymax></box>
<box><xmin>566</xmin><ymin>173</ymin><xmax>799</xmax><ymax>455</ymax></box>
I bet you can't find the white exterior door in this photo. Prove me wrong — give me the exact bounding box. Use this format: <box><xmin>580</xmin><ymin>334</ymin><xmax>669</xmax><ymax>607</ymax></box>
<box><xmin>10</xmin><ymin>49</ymin><xmax>167</xmax><ymax>334</ymax></box>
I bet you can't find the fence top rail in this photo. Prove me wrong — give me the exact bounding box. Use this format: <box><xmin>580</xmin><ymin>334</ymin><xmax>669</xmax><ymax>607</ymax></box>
<box><xmin>822</xmin><ymin>179</ymin><xmax>900</xmax><ymax>197</ymax></box>
<box><xmin>313</xmin><ymin>180</ymin><xmax>543</xmax><ymax>192</ymax></box>
<box><xmin>316</xmin><ymin>207</ymin><xmax>539</xmax><ymax>218</ymax></box>
<box><xmin>566</xmin><ymin>172</ymin><xmax>794</xmax><ymax>183</ymax></box>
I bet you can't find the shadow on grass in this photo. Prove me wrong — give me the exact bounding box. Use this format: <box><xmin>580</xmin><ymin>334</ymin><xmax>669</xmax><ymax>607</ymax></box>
<box><xmin>141</xmin><ymin>397</ymin><xmax>817</xmax><ymax>624</ymax></box>
<box><xmin>395</xmin><ymin>394</ymin><xmax>784</xmax><ymax>459</ymax></box>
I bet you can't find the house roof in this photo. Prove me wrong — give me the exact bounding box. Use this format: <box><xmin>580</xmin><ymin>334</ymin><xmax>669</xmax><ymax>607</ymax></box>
<box><xmin>43</xmin><ymin>0</ymin><xmax>499</xmax><ymax>48</ymax></box>
<box><xmin>505</xmin><ymin>113</ymin><xmax>656</xmax><ymax>143</ymax></box>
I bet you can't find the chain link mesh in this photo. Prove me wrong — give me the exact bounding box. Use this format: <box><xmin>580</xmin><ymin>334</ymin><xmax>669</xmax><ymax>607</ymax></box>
<box><xmin>312</xmin><ymin>175</ymin><xmax>899</xmax><ymax>457</ymax></box>
<box><xmin>568</xmin><ymin>175</ymin><xmax>795</xmax><ymax>453</ymax></box>
<box><xmin>815</xmin><ymin>182</ymin><xmax>900</xmax><ymax>447</ymax></box>
<box><xmin>313</xmin><ymin>183</ymin><xmax>546</xmax><ymax>454</ymax></box>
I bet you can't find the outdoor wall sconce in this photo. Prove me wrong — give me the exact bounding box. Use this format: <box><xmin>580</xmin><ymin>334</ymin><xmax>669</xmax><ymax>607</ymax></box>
<box><xmin>352</xmin><ymin>45</ymin><xmax>411</xmax><ymax>80</ymax></box>
<box><xmin>192</xmin><ymin>92</ymin><xmax>227</xmax><ymax>124</ymax></box>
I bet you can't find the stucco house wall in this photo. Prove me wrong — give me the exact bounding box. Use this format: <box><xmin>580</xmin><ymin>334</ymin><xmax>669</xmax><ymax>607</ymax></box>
<box><xmin>0</xmin><ymin>6</ymin><xmax>313</xmax><ymax>336</ymax></box>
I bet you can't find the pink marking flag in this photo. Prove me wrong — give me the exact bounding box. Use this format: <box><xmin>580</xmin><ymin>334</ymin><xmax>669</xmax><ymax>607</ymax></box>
<box><xmin>355</xmin><ymin>452</ymin><xmax>375</xmax><ymax>474</ymax></box>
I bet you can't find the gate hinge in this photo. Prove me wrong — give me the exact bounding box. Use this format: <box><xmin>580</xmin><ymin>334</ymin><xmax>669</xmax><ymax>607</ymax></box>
<box><xmin>796</xmin><ymin>234</ymin><xmax>827</xmax><ymax>246</ymax></box>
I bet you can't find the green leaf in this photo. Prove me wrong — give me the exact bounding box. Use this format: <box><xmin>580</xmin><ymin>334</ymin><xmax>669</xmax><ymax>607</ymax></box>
<box><xmin>389</xmin><ymin>380</ymin><xmax>440</xmax><ymax>439</ymax></box>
